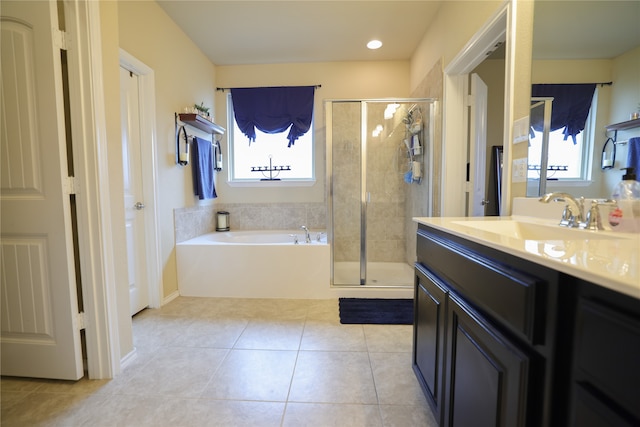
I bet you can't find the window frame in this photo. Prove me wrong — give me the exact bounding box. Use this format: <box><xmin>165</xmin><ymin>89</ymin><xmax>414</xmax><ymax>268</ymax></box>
<box><xmin>226</xmin><ymin>92</ymin><xmax>316</xmax><ymax>187</ymax></box>
<box><xmin>529</xmin><ymin>88</ymin><xmax>597</xmax><ymax>189</ymax></box>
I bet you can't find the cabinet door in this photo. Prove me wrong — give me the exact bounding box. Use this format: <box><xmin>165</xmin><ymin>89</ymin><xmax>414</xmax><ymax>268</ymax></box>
<box><xmin>444</xmin><ymin>293</ymin><xmax>531</xmax><ymax>427</ymax></box>
<box><xmin>571</xmin><ymin>296</ymin><xmax>640</xmax><ymax>425</ymax></box>
<box><xmin>414</xmin><ymin>264</ymin><xmax>448</xmax><ymax>423</ymax></box>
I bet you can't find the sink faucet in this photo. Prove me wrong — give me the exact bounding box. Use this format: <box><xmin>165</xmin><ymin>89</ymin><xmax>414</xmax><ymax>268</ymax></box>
<box><xmin>300</xmin><ymin>225</ymin><xmax>311</xmax><ymax>243</ymax></box>
<box><xmin>539</xmin><ymin>192</ymin><xmax>585</xmax><ymax>227</ymax></box>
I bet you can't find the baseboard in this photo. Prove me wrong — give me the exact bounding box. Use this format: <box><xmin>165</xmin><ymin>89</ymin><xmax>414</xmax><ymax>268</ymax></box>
<box><xmin>162</xmin><ymin>289</ymin><xmax>180</xmax><ymax>306</ymax></box>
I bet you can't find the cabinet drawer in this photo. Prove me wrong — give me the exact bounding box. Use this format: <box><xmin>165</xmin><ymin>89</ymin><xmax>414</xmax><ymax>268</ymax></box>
<box><xmin>418</xmin><ymin>228</ymin><xmax>545</xmax><ymax>344</ymax></box>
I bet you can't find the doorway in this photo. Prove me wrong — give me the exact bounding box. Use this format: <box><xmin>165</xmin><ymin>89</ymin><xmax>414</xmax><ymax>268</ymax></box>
<box><xmin>326</xmin><ymin>99</ymin><xmax>435</xmax><ymax>287</ymax></box>
<box><xmin>118</xmin><ymin>51</ymin><xmax>162</xmax><ymax>312</ymax></box>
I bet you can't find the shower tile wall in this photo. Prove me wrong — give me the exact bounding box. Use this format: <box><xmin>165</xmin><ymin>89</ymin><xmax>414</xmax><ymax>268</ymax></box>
<box><xmin>331</xmin><ymin>102</ymin><xmax>362</xmax><ymax>262</ymax></box>
<box><xmin>174</xmin><ymin>202</ymin><xmax>326</xmax><ymax>243</ymax></box>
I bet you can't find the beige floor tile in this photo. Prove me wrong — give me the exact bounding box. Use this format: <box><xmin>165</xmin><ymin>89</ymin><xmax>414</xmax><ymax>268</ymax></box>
<box><xmin>234</xmin><ymin>320</ymin><xmax>304</xmax><ymax>350</ymax></box>
<box><xmin>0</xmin><ymin>391</ymin><xmax>94</xmax><ymax>426</ymax></box>
<box><xmin>305</xmin><ymin>299</ymin><xmax>340</xmax><ymax>322</ymax></box>
<box><xmin>379</xmin><ymin>403</ymin><xmax>439</xmax><ymax>427</ymax></box>
<box><xmin>363</xmin><ymin>324</ymin><xmax>413</xmax><ymax>353</ymax></box>
<box><xmin>123</xmin><ymin>346</ymin><xmax>228</xmax><ymax>398</ymax></box>
<box><xmin>201</xmin><ymin>349</ymin><xmax>298</xmax><ymax>401</ymax></box>
<box><xmin>170</xmin><ymin>317</ymin><xmax>249</xmax><ymax>348</ymax></box>
<box><xmin>369</xmin><ymin>352</ymin><xmax>427</xmax><ymax>406</ymax></box>
<box><xmin>132</xmin><ymin>313</ymin><xmax>194</xmax><ymax>348</ymax></box>
<box><xmin>300</xmin><ymin>322</ymin><xmax>367</xmax><ymax>351</ymax></box>
<box><xmin>1</xmin><ymin>297</ymin><xmax>434</xmax><ymax>426</ymax></box>
<box><xmin>282</xmin><ymin>402</ymin><xmax>383</xmax><ymax>427</ymax></box>
<box><xmin>189</xmin><ymin>399</ymin><xmax>285</xmax><ymax>427</ymax></box>
<box><xmin>289</xmin><ymin>351</ymin><xmax>378</xmax><ymax>404</ymax></box>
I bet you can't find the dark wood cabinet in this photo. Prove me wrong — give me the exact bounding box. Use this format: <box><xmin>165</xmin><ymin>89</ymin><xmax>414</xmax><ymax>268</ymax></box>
<box><xmin>569</xmin><ymin>282</ymin><xmax>640</xmax><ymax>426</ymax></box>
<box><xmin>444</xmin><ymin>293</ymin><xmax>531</xmax><ymax>427</ymax></box>
<box><xmin>413</xmin><ymin>264</ymin><xmax>448</xmax><ymax>424</ymax></box>
<box><xmin>415</xmin><ymin>222</ymin><xmax>640</xmax><ymax>427</ymax></box>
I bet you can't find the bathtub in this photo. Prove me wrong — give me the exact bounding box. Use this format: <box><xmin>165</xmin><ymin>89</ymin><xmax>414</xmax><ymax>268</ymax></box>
<box><xmin>176</xmin><ymin>230</ymin><xmax>332</xmax><ymax>298</ymax></box>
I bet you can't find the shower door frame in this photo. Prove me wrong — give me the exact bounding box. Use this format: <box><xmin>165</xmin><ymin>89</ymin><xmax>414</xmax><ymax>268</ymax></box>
<box><xmin>326</xmin><ymin>98</ymin><xmax>435</xmax><ymax>287</ymax></box>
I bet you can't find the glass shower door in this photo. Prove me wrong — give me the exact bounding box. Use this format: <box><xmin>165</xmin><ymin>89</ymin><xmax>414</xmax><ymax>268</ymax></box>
<box><xmin>328</xmin><ymin>99</ymin><xmax>432</xmax><ymax>287</ymax></box>
<box><xmin>331</xmin><ymin>101</ymin><xmax>363</xmax><ymax>285</ymax></box>
<box><xmin>364</xmin><ymin>101</ymin><xmax>418</xmax><ymax>286</ymax></box>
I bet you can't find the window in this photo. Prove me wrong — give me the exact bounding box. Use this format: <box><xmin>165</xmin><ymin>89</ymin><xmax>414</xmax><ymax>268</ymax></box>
<box><xmin>528</xmin><ymin>85</ymin><xmax>597</xmax><ymax>183</ymax></box>
<box><xmin>226</xmin><ymin>90</ymin><xmax>315</xmax><ymax>185</ymax></box>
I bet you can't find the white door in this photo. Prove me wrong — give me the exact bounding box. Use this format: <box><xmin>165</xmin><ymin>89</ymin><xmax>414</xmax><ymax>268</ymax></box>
<box><xmin>120</xmin><ymin>66</ymin><xmax>149</xmax><ymax>315</ymax></box>
<box><xmin>0</xmin><ymin>0</ymin><xmax>84</xmax><ymax>380</ymax></box>
<box><xmin>468</xmin><ymin>73</ymin><xmax>489</xmax><ymax>216</ymax></box>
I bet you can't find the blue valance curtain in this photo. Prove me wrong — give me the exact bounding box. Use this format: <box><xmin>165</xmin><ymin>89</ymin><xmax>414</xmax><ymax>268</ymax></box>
<box><xmin>531</xmin><ymin>83</ymin><xmax>596</xmax><ymax>144</ymax></box>
<box><xmin>230</xmin><ymin>86</ymin><xmax>316</xmax><ymax>147</ymax></box>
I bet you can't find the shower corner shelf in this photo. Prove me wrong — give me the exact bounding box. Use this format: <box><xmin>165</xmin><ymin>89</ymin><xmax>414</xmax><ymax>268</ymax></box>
<box><xmin>178</xmin><ymin>113</ymin><xmax>225</xmax><ymax>135</ymax></box>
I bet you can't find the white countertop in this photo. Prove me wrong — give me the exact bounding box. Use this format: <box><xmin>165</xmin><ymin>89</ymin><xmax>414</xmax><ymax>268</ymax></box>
<box><xmin>414</xmin><ymin>216</ymin><xmax>640</xmax><ymax>300</ymax></box>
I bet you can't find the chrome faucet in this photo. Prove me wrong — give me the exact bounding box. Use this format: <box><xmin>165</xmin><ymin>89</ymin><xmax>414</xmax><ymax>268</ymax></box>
<box><xmin>539</xmin><ymin>192</ymin><xmax>585</xmax><ymax>227</ymax></box>
<box><xmin>300</xmin><ymin>225</ymin><xmax>311</xmax><ymax>243</ymax></box>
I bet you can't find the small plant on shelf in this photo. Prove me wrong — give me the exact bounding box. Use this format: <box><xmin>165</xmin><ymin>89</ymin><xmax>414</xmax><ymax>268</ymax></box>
<box><xmin>193</xmin><ymin>102</ymin><xmax>211</xmax><ymax>120</ymax></box>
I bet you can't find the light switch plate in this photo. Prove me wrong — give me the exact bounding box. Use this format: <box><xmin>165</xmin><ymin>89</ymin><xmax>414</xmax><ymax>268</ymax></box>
<box><xmin>512</xmin><ymin>157</ymin><xmax>527</xmax><ymax>182</ymax></box>
<box><xmin>513</xmin><ymin>116</ymin><xmax>529</xmax><ymax>144</ymax></box>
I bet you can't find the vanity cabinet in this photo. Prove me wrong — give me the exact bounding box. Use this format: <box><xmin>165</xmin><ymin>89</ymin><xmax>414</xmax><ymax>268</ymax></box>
<box><xmin>413</xmin><ymin>264</ymin><xmax>448</xmax><ymax>422</ymax></box>
<box><xmin>414</xmin><ymin>222</ymin><xmax>640</xmax><ymax>427</ymax></box>
<box><xmin>414</xmin><ymin>224</ymin><xmax>562</xmax><ymax>426</ymax></box>
<box><xmin>444</xmin><ymin>292</ymin><xmax>532</xmax><ymax>427</ymax></box>
<box><xmin>569</xmin><ymin>280</ymin><xmax>640</xmax><ymax>426</ymax></box>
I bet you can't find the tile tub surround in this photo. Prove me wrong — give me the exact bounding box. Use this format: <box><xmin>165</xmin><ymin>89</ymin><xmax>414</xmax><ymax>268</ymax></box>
<box><xmin>175</xmin><ymin>202</ymin><xmax>326</xmax><ymax>243</ymax></box>
<box><xmin>1</xmin><ymin>297</ymin><xmax>436</xmax><ymax>427</ymax></box>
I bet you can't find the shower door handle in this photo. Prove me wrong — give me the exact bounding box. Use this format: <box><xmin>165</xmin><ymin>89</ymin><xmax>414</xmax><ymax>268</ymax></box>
<box><xmin>366</xmin><ymin>192</ymin><xmax>371</xmax><ymax>203</ymax></box>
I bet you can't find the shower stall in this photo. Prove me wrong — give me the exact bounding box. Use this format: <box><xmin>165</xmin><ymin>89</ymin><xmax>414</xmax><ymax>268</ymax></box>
<box><xmin>326</xmin><ymin>99</ymin><xmax>435</xmax><ymax>287</ymax></box>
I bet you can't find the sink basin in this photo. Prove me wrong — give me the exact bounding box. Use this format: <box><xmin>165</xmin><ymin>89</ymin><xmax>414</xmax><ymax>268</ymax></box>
<box><xmin>451</xmin><ymin>220</ymin><xmax>622</xmax><ymax>241</ymax></box>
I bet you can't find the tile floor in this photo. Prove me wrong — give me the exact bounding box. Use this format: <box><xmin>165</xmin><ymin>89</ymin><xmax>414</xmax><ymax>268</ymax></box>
<box><xmin>1</xmin><ymin>297</ymin><xmax>437</xmax><ymax>427</ymax></box>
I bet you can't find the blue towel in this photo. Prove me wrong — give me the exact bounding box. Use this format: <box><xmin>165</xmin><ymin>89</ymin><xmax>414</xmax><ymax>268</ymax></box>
<box><xmin>192</xmin><ymin>136</ymin><xmax>217</xmax><ymax>199</ymax></box>
<box><xmin>627</xmin><ymin>137</ymin><xmax>640</xmax><ymax>181</ymax></box>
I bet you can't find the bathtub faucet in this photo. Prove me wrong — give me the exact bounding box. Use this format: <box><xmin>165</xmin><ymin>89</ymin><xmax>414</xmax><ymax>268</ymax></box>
<box><xmin>300</xmin><ymin>225</ymin><xmax>311</xmax><ymax>243</ymax></box>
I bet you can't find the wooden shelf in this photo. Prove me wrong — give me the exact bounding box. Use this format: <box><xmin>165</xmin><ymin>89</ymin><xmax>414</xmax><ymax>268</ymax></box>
<box><xmin>605</xmin><ymin>117</ymin><xmax>640</xmax><ymax>132</ymax></box>
<box><xmin>178</xmin><ymin>113</ymin><xmax>225</xmax><ymax>135</ymax></box>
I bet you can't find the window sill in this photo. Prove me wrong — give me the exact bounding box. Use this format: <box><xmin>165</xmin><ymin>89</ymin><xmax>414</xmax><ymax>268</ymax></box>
<box><xmin>227</xmin><ymin>179</ymin><xmax>316</xmax><ymax>188</ymax></box>
<box><xmin>545</xmin><ymin>180</ymin><xmax>593</xmax><ymax>188</ymax></box>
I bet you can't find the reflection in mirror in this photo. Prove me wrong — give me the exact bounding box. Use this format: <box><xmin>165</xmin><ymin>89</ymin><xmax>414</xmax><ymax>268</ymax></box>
<box><xmin>530</xmin><ymin>1</ymin><xmax>640</xmax><ymax>199</ymax></box>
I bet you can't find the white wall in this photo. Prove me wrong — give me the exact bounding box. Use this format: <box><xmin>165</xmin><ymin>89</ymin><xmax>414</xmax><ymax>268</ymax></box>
<box><xmin>117</xmin><ymin>1</ymin><xmax>216</xmax><ymax>298</ymax></box>
<box><xmin>606</xmin><ymin>46</ymin><xmax>640</xmax><ymax>195</ymax></box>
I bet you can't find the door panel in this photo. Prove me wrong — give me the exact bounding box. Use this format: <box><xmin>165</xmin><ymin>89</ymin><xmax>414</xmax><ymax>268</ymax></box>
<box><xmin>469</xmin><ymin>73</ymin><xmax>488</xmax><ymax>216</ymax></box>
<box><xmin>119</xmin><ymin>66</ymin><xmax>149</xmax><ymax>315</ymax></box>
<box><xmin>0</xmin><ymin>0</ymin><xmax>83</xmax><ymax>380</ymax></box>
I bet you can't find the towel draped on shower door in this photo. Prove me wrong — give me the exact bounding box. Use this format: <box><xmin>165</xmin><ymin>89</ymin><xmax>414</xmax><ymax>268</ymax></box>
<box><xmin>192</xmin><ymin>136</ymin><xmax>217</xmax><ymax>199</ymax></box>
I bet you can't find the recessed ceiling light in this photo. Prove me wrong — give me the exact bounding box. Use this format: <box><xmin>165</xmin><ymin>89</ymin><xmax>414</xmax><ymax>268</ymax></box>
<box><xmin>367</xmin><ymin>40</ymin><xmax>382</xmax><ymax>50</ymax></box>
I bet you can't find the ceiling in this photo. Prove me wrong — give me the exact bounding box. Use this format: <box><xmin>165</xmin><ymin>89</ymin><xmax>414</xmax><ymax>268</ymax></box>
<box><xmin>156</xmin><ymin>0</ymin><xmax>443</xmax><ymax>65</ymax></box>
<box><xmin>157</xmin><ymin>1</ymin><xmax>640</xmax><ymax>67</ymax></box>
<box><xmin>532</xmin><ymin>1</ymin><xmax>639</xmax><ymax>60</ymax></box>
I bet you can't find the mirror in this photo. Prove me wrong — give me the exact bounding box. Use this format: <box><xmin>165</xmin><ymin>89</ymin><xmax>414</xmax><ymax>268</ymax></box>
<box><xmin>529</xmin><ymin>0</ymin><xmax>640</xmax><ymax>198</ymax></box>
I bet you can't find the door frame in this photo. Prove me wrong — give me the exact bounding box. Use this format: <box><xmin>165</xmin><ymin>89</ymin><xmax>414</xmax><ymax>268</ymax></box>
<box><xmin>119</xmin><ymin>49</ymin><xmax>162</xmax><ymax>311</ymax></box>
<box><xmin>442</xmin><ymin>1</ymin><xmax>513</xmax><ymax>217</ymax></box>
<box><xmin>63</xmin><ymin>0</ymin><xmax>119</xmax><ymax>378</ymax></box>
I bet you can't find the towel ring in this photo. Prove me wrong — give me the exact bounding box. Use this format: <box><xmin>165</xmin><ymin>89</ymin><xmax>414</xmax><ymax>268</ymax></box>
<box><xmin>601</xmin><ymin>137</ymin><xmax>616</xmax><ymax>170</ymax></box>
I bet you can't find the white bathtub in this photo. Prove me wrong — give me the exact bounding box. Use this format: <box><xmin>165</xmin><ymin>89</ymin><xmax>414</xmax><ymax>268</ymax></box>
<box><xmin>176</xmin><ymin>230</ymin><xmax>332</xmax><ymax>298</ymax></box>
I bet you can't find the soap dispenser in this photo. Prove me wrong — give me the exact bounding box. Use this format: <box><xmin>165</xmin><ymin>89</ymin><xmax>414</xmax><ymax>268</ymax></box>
<box><xmin>608</xmin><ymin>167</ymin><xmax>640</xmax><ymax>232</ymax></box>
